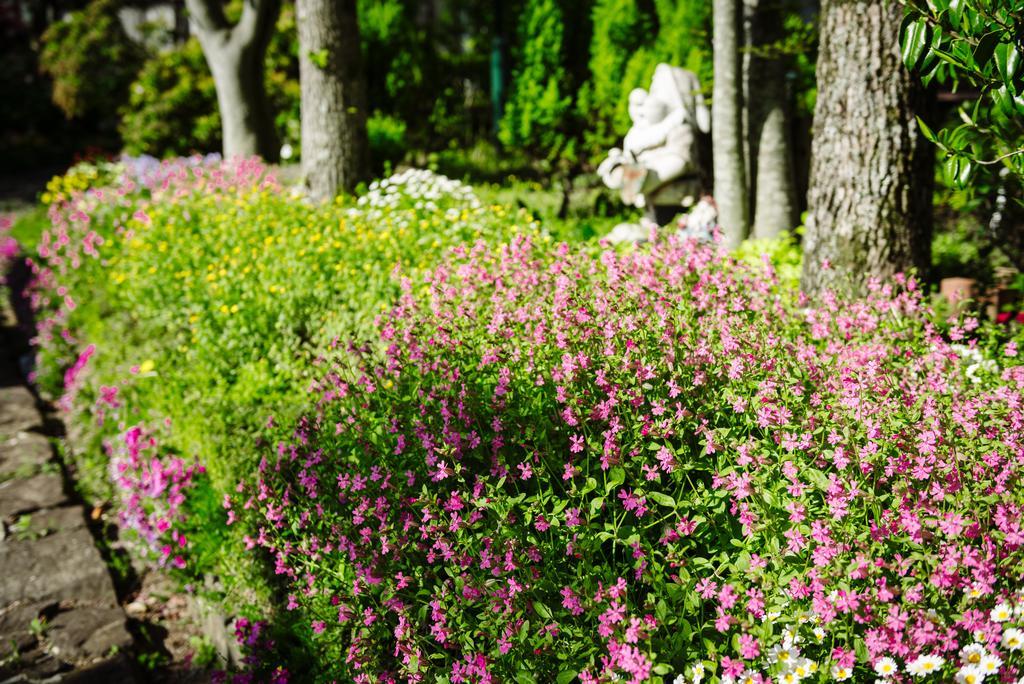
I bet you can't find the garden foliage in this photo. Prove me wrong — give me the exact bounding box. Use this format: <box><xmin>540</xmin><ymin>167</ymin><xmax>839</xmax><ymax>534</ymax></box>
<box><xmin>39</xmin><ymin>0</ymin><xmax>143</xmax><ymax>123</ymax></box>
<box><xmin>499</xmin><ymin>0</ymin><xmax>574</xmax><ymax>161</ymax></box>
<box><xmin>27</xmin><ymin>157</ymin><xmax>534</xmax><ymax>593</ymax></box>
<box><xmin>238</xmin><ymin>232</ymin><xmax>1024</xmax><ymax>682</ymax></box>
<box><xmin>901</xmin><ymin>0</ymin><xmax>1024</xmax><ymax>189</ymax></box>
<box><xmin>23</xmin><ymin>157</ymin><xmax>1024</xmax><ymax>683</ymax></box>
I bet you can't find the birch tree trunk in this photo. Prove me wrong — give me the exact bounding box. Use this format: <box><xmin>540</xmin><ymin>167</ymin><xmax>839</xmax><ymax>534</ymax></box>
<box><xmin>713</xmin><ymin>0</ymin><xmax>750</xmax><ymax>248</ymax></box>
<box><xmin>185</xmin><ymin>0</ymin><xmax>280</xmax><ymax>161</ymax></box>
<box><xmin>801</xmin><ymin>0</ymin><xmax>933</xmax><ymax>296</ymax></box>
<box><xmin>745</xmin><ymin>0</ymin><xmax>797</xmax><ymax>239</ymax></box>
<box><xmin>297</xmin><ymin>0</ymin><xmax>370</xmax><ymax>201</ymax></box>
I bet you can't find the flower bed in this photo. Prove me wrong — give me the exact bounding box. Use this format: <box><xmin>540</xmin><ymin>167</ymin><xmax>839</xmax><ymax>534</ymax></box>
<box><xmin>26</xmin><ymin>156</ymin><xmax>535</xmax><ymax>607</ymax></box>
<box><xmin>23</xmin><ymin>156</ymin><xmax>1024</xmax><ymax>683</ymax></box>
<box><xmin>241</xmin><ymin>233</ymin><xmax>1024</xmax><ymax>683</ymax></box>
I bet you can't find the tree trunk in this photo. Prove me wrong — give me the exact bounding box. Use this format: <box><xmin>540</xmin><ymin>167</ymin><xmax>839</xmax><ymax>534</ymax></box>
<box><xmin>713</xmin><ymin>0</ymin><xmax>750</xmax><ymax>248</ymax></box>
<box><xmin>801</xmin><ymin>0</ymin><xmax>933</xmax><ymax>296</ymax></box>
<box><xmin>745</xmin><ymin>0</ymin><xmax>797</xmax><ymax>239</ymax></box>
<box><xmin>186</xmin><ymin>0</ymin><xmax>280</xmax><ymax>161</ymax></box>
<box><xmin>297</xmin><ymin>0</ymin><xmax>370</xmax><ymax>201</ymax></box>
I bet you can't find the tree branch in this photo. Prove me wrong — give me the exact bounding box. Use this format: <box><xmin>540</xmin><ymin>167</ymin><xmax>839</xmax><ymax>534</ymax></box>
<box><xmin>975</xmin><ymin>148</ymin><xmax>1024</xmax><ymax>166</ymax></box>
<box><xmin>184</xmin><ymin>0</ymin><xmax>229</xmax><ymax>36</ymax></box>
<box><xmin>234</xmin><ymin>0</ymin><xmax>280</xmax><ymax>48</ymax></box>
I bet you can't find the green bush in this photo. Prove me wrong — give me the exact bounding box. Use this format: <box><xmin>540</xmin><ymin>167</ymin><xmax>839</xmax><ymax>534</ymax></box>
<box><xmin>901</xmin><ymin>0</ymin><xmax>1024</xmax><ymax>188</ymax></box>
<box><xmin>118</xmin><ymin>39</ymin><xmax>221</xmax><ymax>156</ymax></box>
<box><xmin>366</xmin><ymin>112</ymin><xmax>408</xmax><ymax>172</ymax></box>
<box><xmin>499</xmin><ymin>0</ymin><xmax>575</xmax><ymax>162</ymax></box>
<box><xmin>39</xmin><ymin>0</ymin><xmax>144</xmax><ymax>123</ymax></box>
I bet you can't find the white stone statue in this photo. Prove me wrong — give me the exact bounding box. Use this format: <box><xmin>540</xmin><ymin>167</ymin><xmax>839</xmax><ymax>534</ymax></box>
<box><xmin>598</xmin><ymin>64</ymin><xmax>710</xmax><ymax>222</ymax></box>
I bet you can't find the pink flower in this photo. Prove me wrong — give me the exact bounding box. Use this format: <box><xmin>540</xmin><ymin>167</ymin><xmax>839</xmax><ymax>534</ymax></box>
<box><xmin>738</xmin><ymin>633</ymin><xmax>760</xmax><ymax>659</ymax></box>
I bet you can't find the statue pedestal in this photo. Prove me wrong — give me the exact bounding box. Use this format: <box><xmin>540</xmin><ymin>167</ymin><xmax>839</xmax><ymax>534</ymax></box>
<box><xmin>642</xmin><ymin>176</ymin><xmax>701</xmax><ymax>225</ymax></box>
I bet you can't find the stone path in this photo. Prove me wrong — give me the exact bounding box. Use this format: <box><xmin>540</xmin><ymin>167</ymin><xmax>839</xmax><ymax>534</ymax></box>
<box><xmin>0</xmin><ymin>300</ymin><xmax>135</xmax><ymax>682</ymax></box>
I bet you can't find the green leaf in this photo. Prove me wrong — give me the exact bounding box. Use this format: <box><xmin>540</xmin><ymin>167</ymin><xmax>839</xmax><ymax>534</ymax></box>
<box><xmin>973</xmin><ymin>31</ymin><xmax>1000</xmax><ymax>70</ymax></box>
<box><xmin>948</xmin><ymin>0</ymin><xmax>963</xmax><ymax>27</ymax></box>
<box><xmin>957</xmin><ymin>157</ymin><xmax>973</xmax><ymax>187</ymax></box>
<box><xmin>555</xmin><ymin>671</ymin><xmax>577</xmax><ymax>684</ymax></box>
<box><xmin>307</xmin><ymin>49</ymin><xmax>329</xmax><ymax>69</ymax></box>
<box><xmin>803</xmin><ymin>467</ymin><xmax>831</xmax><ymax>492</ymax></box>
<box><xmin>995</xmin><ymin>42</ymin><xmax>1021</xmax><ymax>90</ymax></box>
<box><xmin>606</xmin><ymin>466</ymin><xmax>625</xmax><ymax>493</ymax></box>
<box><xmin>900</xmin><ymin>18</ymin><xmax>930</xmax><ymax>71</ymax></box>
<box><xmin>943</xmin><ymin>155</ymin><xmax>961</xmax><ymax>187</ymax></box>
<box><xmin>648</xmin><ymin>491</ymin><xmax>676</xmax><ymax>508</ymax></box>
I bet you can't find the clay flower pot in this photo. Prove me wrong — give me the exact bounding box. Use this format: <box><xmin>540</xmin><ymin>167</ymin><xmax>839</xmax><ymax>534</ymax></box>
<box><xmin>940</xmin><ymin>277</ymin><xmax>976</xmax><ymax>309</ymax></box>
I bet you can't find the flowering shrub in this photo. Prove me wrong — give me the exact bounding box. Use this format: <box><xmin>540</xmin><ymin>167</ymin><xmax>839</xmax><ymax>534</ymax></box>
<box><xmin>27</xmin><ymin>157</ymin><xmax>536</xmax><ymax>593</ymax></box>
<box><xmin>240</xmin><ymin>234</ymin><xmax>1024</xmax><ymax>683</ymax></box>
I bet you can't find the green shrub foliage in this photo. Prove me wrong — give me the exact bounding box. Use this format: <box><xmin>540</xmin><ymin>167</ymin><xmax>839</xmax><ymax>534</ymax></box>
<box><xmin>39</xmin><ymin>0</ymin><xmax>144</xmax><ymax>123</ymax></box>
<box><xmin>499</xmin><ymin>0</ymin><xmax>575</xmax><ymax>160</ymax></box>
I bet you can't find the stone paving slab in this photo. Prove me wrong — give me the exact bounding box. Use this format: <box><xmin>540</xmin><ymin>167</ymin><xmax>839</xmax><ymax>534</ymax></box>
<box><xmin>0</xmin><ymin>601</ymin><xmax>51</xmax><ymax>659</ymax></box>
<box><xmin>0</xmin><ymin>475</ymin><xmax>67</xmax><ymax>519</ymax></box>
<box><xmin>0</xmin><ymin>524</ymin><xmax>118</xmax><ymax>609</ymax></box>
<box><xmin>0</xmin><ymin>433</ymin><xmax>52</xmax><ymax>479</ymax></box>
<box><xmin>47</xmin><ymin>608</ymin><xmax>133</xmax><ymax>663</ymax></box>
<box><xmin>0</xmin><ymin>387</ymin><xmax>42</xmax><ymax>434</ymax></box>
<box><xmin>0</xmin><ymin>309</ymin><xmax>136</xmax><ymax>682</ymax></box>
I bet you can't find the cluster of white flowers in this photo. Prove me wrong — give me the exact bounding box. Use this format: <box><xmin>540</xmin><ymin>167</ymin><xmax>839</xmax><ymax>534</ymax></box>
<box><xmin>950</xmin><ymin>343</ymin><xmax>999</xmax><ymax>384</ymax></box>
<box><xmin>678</xmin><ymin>595</ymin><xmax>1024</xmax><ymax>684</ymax></box>
<box><xmin>356</xmin><ymin>168</ymin><xmax>480</xmax><ymax>211</ymax></box>
<box><xmin>683</xmin><ymin>621</ymin><xmax>825</xmax><ymax>684</ymax></box>
<box><xmin>872</xmin><ymin>634</ymin><xmax>1023</xmax><ymax>684</ymax></box>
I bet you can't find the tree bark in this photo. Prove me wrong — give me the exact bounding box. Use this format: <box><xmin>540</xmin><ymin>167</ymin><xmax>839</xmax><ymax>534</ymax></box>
<box><xmin>186</xmin><ymin>0</ymin><xmax>281</xmax><ymax>161</ymax></box>
<box><xmin>713</xmin><ymin>0</ymin><xmax>750</xmax><ymax>248</ymax></box>
<box><xmin>745</xmin><ymin>0</ymin><xmax>797</xmax><ymax>239</ymax></box>
<box><xmin>801</xmin><ymin>0</ymin><xmax>933</xmax><ymax>296</ymax></box>
<box><xmin>297</xmin><ymin>0</ymin><xmax>370</xmax><ymax>200</ymax></box>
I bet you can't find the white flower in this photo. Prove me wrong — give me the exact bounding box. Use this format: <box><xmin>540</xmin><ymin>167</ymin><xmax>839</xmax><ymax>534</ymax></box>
<box><xmin>781</xmin><ymin>624</ymin><xmax>802</xmax><ymax>647</ymax></box>
<box><xmin>830</xmin><ymin>664</ymin><xmax>852</xmax><ymax>681</ymax></box>
<box><xmin>978</xmin><ymin>655</ymin><xmax>1002</xmax><ymax>677</ymax></box>
<box><xmin>769</xmin><ymin>644</ymin><xmax>800</xmax><ymax>667</ymax></box>
<box><xmin>874</xmin><ymin>657</ymin><xmax>898</xmax><ymax>677</ymax></box>
<box><xmin>991</xmin><ymin>602</ymin><xmax>1013</xmax><ymax>622</ymax></box>
<box><xmin>791</xmin><ymin>658</ymin><xmax>816</xmax><ymax>679</ymax></box>
<box><xmin>737</xmin><ymin>671</ymin><xmax>758</xmax><ymax>684</ymax></box>
<box><xmin>672</xmin><ymin>676</ymin><xmax>685</xmax><ymax>684</ymax></box>
<box><xmin>955</xmin><ymin>665</ymin><xmax>987</xmax><ymax>684</ymax></box>
<box><xmin>690</xmin><ymin>662</ymin><xmax>705</xmax><ymax>684</ymax></box>
<box><xmin>960</xmin><ymin>643</ymin><xmax>987</xmax><ymax>666</ymax></box>
<box><xmin>907</xmin><ymin>654</ymin><xmax>945</xmax><ymax>677</ymax></box>
<box><xmin>1003</xmin><ymin>627</ymin><xmax>1024</xmax><ymax>651</ymax></box>
<box><xmin>778</xmin><ymin>672</ymin><xmax>801</xmax><ymax>684</ymax></box>
<box><xmin>812</xmin><ymin>626</ymin><xmax>826</xmax><ymax>643</ymax></box>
